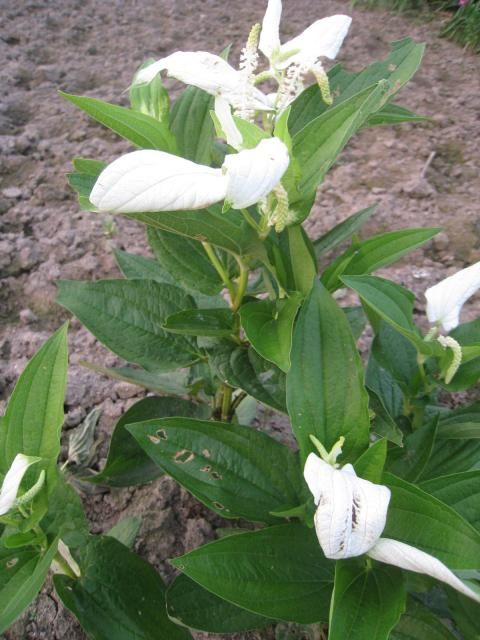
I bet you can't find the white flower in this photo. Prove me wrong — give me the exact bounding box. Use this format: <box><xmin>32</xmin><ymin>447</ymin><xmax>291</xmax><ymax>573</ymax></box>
<box><xmin>90</xmin><ymin>137</ymin><xmax>289</xmax><ymax>213</ymax></box>
<box><xmin>304</xmin><ymin>453</ymin><xmax>391</xmax><ymax>559</ymax></box>
<box><xmin>425</xmin><ymin>261</ymin><xmax>480</xmax><ymax>332</ymax></box>
<box><xmin>304</xmin><ymin>451</ymin><xmax>480</xmax><ymax>603</ymax></box>
<box><xmin>259</xmin><ymin>0</ymin><xmax>351</xmax><ymax>70</ymax></box>
<box><xmin>0</xmin><ymin>454</ymin><xmax>41</xmax><ymax>517</ymax></box>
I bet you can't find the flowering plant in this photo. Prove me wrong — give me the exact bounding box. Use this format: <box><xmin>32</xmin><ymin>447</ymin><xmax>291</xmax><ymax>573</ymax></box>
<box><xmin>1</xmin><ymin>1</ymin><xmax>480</xmax><ymax>638</ymax></box>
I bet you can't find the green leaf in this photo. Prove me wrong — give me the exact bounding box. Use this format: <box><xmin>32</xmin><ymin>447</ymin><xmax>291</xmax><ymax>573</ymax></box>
<box><xmin>40</xmin><ymin>471</ymin><xmax>88</xmax><ymax>548</ymax></box>
<box><xmin>171</xmin><ymin>523</ymin><xmax>333</xmax><ymax>624</ymax></box>
<box><xmin>54</xmin><ymin>536</ymin><xmax>191</xmax><ymax>640</ymax></box>
<box><xmin>1</xmin><ymin>324</ymin><xmax>68</xmax><ymax>473</ymax></box>
<box><xmin>163</xmin><ymin>309</ymin><xmax>235</xmax><ymax>337</ymax></box>
<box><xmin>240</xmin><ymin>294</ymin><xmax>302</xmax><ymax>372</ymax></box>
<box><xmin>147</xmin><ymin>228</ymin><xmax>223</xmax><ymax>296</ymax></box>
<box><xmin>354</xmin><ymin>439</ymin><xmax>387</xmax><ymax>483</ymax></box>
<box><xmin>91</xmin><ymin>397</ymin><xmax>209</xmax><ymax>487</ymax></box>
<box><xmin>329</xmin><ymin>560</ymin><xmax>405</xmax><ymax>640</ymax></box>
<box><xmin>170</xmin><ymin>86</ymin><xmax>214</xmax><ymax>164</ymax></box>
<box><xmin>127</xmin><ymin>417</ymin><xmax>303</xmax><ymax>523</ymax></box>
<box><xmin>313</xmin><ymin>205</ymin><xmax>377</xmax><ymax>258</ymax></box>
<box><xmin>210</xmin><ymin>343</ymin><xmax>287</xmax><ymax>413</ymax></box>
<box><xmin>447</xmin><ymin>591</ymin><xmax>480</xmax><ymax>640</ymax></box>
<box><xmin>323</xmin><ymin>228</ymin><xmax>440</xmax><ymax>291</ymax></box>
<box><xmin>344</xmin><ymin>306</ymin><xmax>367</xmax><ymax>341</ymax></box>
<box><xmin>129</xmin><ymin>59</ymin><xmax>170</xmax><ymax>123</ymax></box>
<box><xmin>386</xmin><ymin>418</ymin><xmax>438</xmax><ymax>482</ymax></box>
<box><xmin>289</xmin><ymin>38</ymin><xmax>425</xmax><ymax>135</ymax></box>
<box><xmin>128</xmin><ymin>205</ymin><xmax>264</xmax><ymax>258</ymax></box>
<box><xmin>423</xmin><ymin>437</ymin><xmax>480</xmax><ymax>479</ymax></box>
<box><xmin>384</xmin><ymin>473</ymin><xmax>480</xmax><ymax>569</ymax></box>
<box><xmin>166</xmin><ymin>573</ymin><xmax>274</xmax><ymax>633</ymax></box>
<box><xmin>390</xmin><ymin>598</ymin><xmax>457</xmax><ymax>640</ymax></box>
<box><xmin>114</xmin><ymin>248</ymin><xmax>175</xmax><ymax>284</ymax></box>
<box><xmin>61</xmin><ymin>92</ymin><xmax>176</xmax><ymax>152</ymax></box>
<box><xmin>287</xmin><ymin>280</ymin><xmax>370</xmax><ymax>462</ymax></box>
<box><xmin>437</xmin><ymin>403</ymin><xmax>480</xmax><ymax>439</ymax></box>
<box><xmin>80</xmin><ymin>361</ymin><xmax>191</xmax><ymax>397</ymax></box>
<box><xmin>367</xmin><ymin>103</ymin><xmax>426</xmax><ymax>127</ymax></box>
<box><xmin>420</xmin><ymin>471</ymin><xmax>480</xmax><ymax>530</ymax></box>
<box><xmin>107</xmin><ymin>516</ymin><xmax>142</xmax><ymax>549</ymax></box>
<box><xmin>292</xmin><ymin>81</ymin><xmax>389</xmax><ymax>195</ymax></box>
<box><xmin>283</xmin><ymin>225</ymin><xmax>317</xmax><ymax>294</ymax></box>
<box><xmin>0</xmin><ymin>537</ymin><xmax>59</xmax><ymax>633</ymax></box>
<box><xmin>56</xmin><ymin>279</ymin><xmax>199</xmax><ymax>372</ymax></box>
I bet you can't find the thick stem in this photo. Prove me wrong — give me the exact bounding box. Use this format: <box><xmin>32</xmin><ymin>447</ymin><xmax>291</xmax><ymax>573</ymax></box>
<box><xmin>232</xmin><ymin>258</ymin><xmax>249</xmax><ymax>312</ymax></box>
<box><xmin>221</xmin><ymin>385</ymin><xmax>233</xmax><ymax>422</ymax></box>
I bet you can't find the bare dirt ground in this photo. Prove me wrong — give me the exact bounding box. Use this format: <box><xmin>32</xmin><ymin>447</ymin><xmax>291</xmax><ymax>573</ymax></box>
<box><xmin>0</xmin><ymin>0</ymin><xmax>479</xmax><ymax>637</ymax></box>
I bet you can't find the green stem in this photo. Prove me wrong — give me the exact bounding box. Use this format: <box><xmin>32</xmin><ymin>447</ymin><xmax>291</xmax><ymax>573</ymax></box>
<box><xmin>202</xmin><ymin>242</ymin><xmax>236</xmax><ymax>299</ymax></box>
<box><xmin>221</xmin><ymin>385</ymin><xmax>233</xmax><ymax>422</ymax></box>
<box><xmin>240</xmin><ymin>208</ymin><xmax>262</xmax><ymax>234</ymax></box>
<box><xmin>232</xmin><ymin>258</ymin><xmax>249</xmax><ymax>312</ymax></box>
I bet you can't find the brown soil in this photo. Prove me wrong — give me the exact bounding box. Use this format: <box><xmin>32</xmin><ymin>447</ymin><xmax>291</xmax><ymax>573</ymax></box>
<box><xmin>0</xmin><ymin>0</ymin><xmax>479</xmax><ymax>638</ymax></box>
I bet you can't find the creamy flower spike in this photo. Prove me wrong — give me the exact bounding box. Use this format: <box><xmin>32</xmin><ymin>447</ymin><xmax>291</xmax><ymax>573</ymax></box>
<box><xmin>90</xmin><ymin>137</ymin><xmax>289</xmax><ymax>214</ymax></box>
<box><xmin>304</xmin><ymin>449</ymin><xmax>480</xmax><ymax>603</ymax></box>
<box><xmin>425</xmin><ymin>260</ymin><xmax>480</xmax><ymax>332</ymax></box>
<box><xmin>0</xmin><ymin>454</ymin><xmax>41</xmax><ymax>517</ymax></box>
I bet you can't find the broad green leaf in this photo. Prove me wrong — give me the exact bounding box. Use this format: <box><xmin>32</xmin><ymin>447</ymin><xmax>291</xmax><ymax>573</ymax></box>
<box><xmin>423</xmin><ymin>438</ymin><xmax>480</xmax><ymax>479</ymax></box>
<box><xmin>56</xmin><ymin>279</ymin><xmax>199</xmax><ymax>372</ymax></box>
<box><xmin>437</xmin><ymin>402</ymin><xmax>480</xmax><ymax>439</ymax></box>
<box><xmin>163</xmin><ymin>309</ymin><xmax>235</xmax><ymax>337</ymax></box>
<box><xmin>292</xmin><ymin>81</ymin><xmax>389</xmax><ymax>195</ymax></box>
<box><xmin>323</xmin><ymin>228</ymin><xmax>440</xmax><ymax>291</ymax></box>
<box><xmin>170</xmin><ymin>86</ymin><xmax>214</xmax><ymax>164</ymax></box>
<box><xmin>61</xmin><ymin>92</ymin><xmax>176</xmax><ymax>152</ymax></box>
<box><xmin>91</xmin><ymin>397</ymin><xmax>209</xmax><ymax>487</ymax></box>
<box><xmin>447</xmin><ymin>591</ymin><xmax>480</xmax><ymax>640</ymax></box>
<box><xmin>366</xmin><ymin>352</ymin><xmax>404</xmax><ymax>420</ymax></box>
<box><xmin>0</xmin><ymin>536</ymin><xmax>59</xmax><ymax>633</ymax></box>
<box><xmin>367</xmin><ymin>104</ymin><xmax>426</xmax><ymax>127</ymax></box>
<box><xmin>386</xmin><ymin>418</ymin><xmax>438</xmax><ymax>482</ymax></box>
<box><xmin>240</xmin><ymin>294</ymin><xmax>302</xmax><ymax>372</ymax></box>
<box><xmin>171</xmin><ymin>523</ymin><xmax>334</xmax><ymax>624</ymax></box>
<box><xmin>287</xmin><ymin>280</ymin><xmax>370</xmax><ymax>462</ymax></box>
<box><xmin>210</xmin><ymin>343</ymin><xmax>287</xmax><ymax>413</ymax></box>
<box><xmin>313</xmin><ymin>205</ymin><xmax>377</xmax><ymax>258</ymax></box>
<box><xmin>80</xmin><ymin>361</ymin><xmax>191</xmax><ymax>396</ymax></box>
<box><xmin>233</xmin><ymin>116</ymin><xmax>269</xmax><ymax>149</ymax></box>
<box><xmin>127</xmin><ymin>417</ymin><xmax>303</xmax><ymax>523</ymax></box>
<box><xmin>344</xmin><ymin>306</ymin><xmax>367</xmax><ymax>341</ymax></box>
<box><xmin>329</xmin><ymin>560</ymin><xmax>405</xmax><ymax>640</ymax></box>
<box><xmin>114</xmin><ymin>248</ymin><xmax>175</xmax><ymax>284</ymax></box>
<box><xmin>390</xmin><ymin>598</ymin><xmax>457</xmax><ymax>640</ymax></box>
<box><xmin>273</xmin><ymin>225</ymin><xmax>317</xmax><ymax>293</ymax></box>
<box><xmin>129</xmin><ymin>59</ymin><xmax>170</xmax><ymax>123</ymax></box>
<box><xmin>1</xmin><ymin>324</ymin><xmax>68</xmax><ymax>473</ymax></box>
<box><xmin>73</xmin><ymin>158</ymin><xmax>106</xmax><ymax>175</ymax></box>
<box><xmin>289</xmin><ymin>38</ymin><xmax>425</xmax><ymax>135</ymax></box>
<box><xmin>128</xmin><ymin>205</ymin><xmax>264</xmax><ymax>258</ymax></box>
<box><xmin>167</xmin><ymin>574</ymin><xmax>273</xmax><ymax>633</ymax></box>
<box><xmin>371</xmin><ymin>323</ymin><xmax>422</xmax><ymax>397</ymax></box>
<box><xmin>40</xmin><ymin>471</ymin><xmax>88</xmax><ymax>548</ymax></box>
<box><xmin>54</xmin><ymin>536</ymin><xmax>191</xmax><ymax>640</ymax></box>
<box><xmin>354</xmin><ymin>439</ymin><xmax>387</xmax><ymax>483</ymax></box>
<box><xmin>384</xmin><ymin>473</ymin><xmax>480</xmax><ymax>569</ymax></box>
<box><xmin>107</xmin><ymin>516</ymin><xmax>142</xmax><ymax>549</ymax></box>
<box><xmin>147</xmin><ymin>228</ymin><xmax>223</xmax><ymax>296</ymax></box>
<box><xmin>442</xmin><ymin>319</ymin><xmax>480</xmax><ymax>391</ymax></box>
<box><xmin>420</xmin><ymin>471</ymin><xmax>480</xmax><ymax>530</ymax></box>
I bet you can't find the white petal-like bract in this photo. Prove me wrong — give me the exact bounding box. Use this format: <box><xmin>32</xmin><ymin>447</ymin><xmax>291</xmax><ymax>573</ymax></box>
<box><xmin>368</xmin><ymin>538</ymin><xmax>480</xmax><ymax>603</ymax></box>
<box><xmin>223</xmin><ymin>137</ymin><xmax>289</xmax><ymax>209</ymax></box>
<box><xmin>0</xmin><ymin>454</ymin><xmax>41</xmax><ymax>516</ymax></box>
<box><xmin>134</xmin><ymin>51</ymin><xmax>271</xmax><ymax>112</ymax></box>
<box><xmin>425</xmin><ymin>261</ymin><xmax>480</xmax><ymax>332</ymax></box>
<box><xmin>304</xmin><ymin>453</ymin><xmax>391</xmax><ymax>559</ymax></box>
<box><xmin>278</xmin><ymin>15</ymin><xmax>352</xmax><ymax>68</ymax></box>
<box><xmin>259</xmin><ymin>0</ymin><xmax>282</xmax><ymax>58</ymax></box>
<box><xmin>214</xmin><ymin>96</ymin><xmax>243</xmax><ymax>149</ymax></box>
<box><xmin>90</xmin><ymin>150</ymin><xmax>227</xmax><ymax>213</ymax></box>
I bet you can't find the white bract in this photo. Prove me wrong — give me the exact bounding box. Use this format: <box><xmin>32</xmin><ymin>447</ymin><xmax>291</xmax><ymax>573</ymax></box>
<box><xmin>90</xmin><ymin>137</ymin><xmax>289</xmax><ymax>213</ymax></box>
<box><xmin>425</xmin><ymin>260</ymin><xmax>480</xmax><ymax>332</ymax></box>
<box><xmin>304</xmin><ymin>451</ymin><xmax>480</xmax><ymax>603</ymax></box>
<box><xmin>259</xmin><ymin>0</ymin><xmax>351</xmax><ymax>69</ymax></box>
<box><xmin>0</xmin><ymin>454</ymin><xmax>41</xmax><ymax>517</ymax></box>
